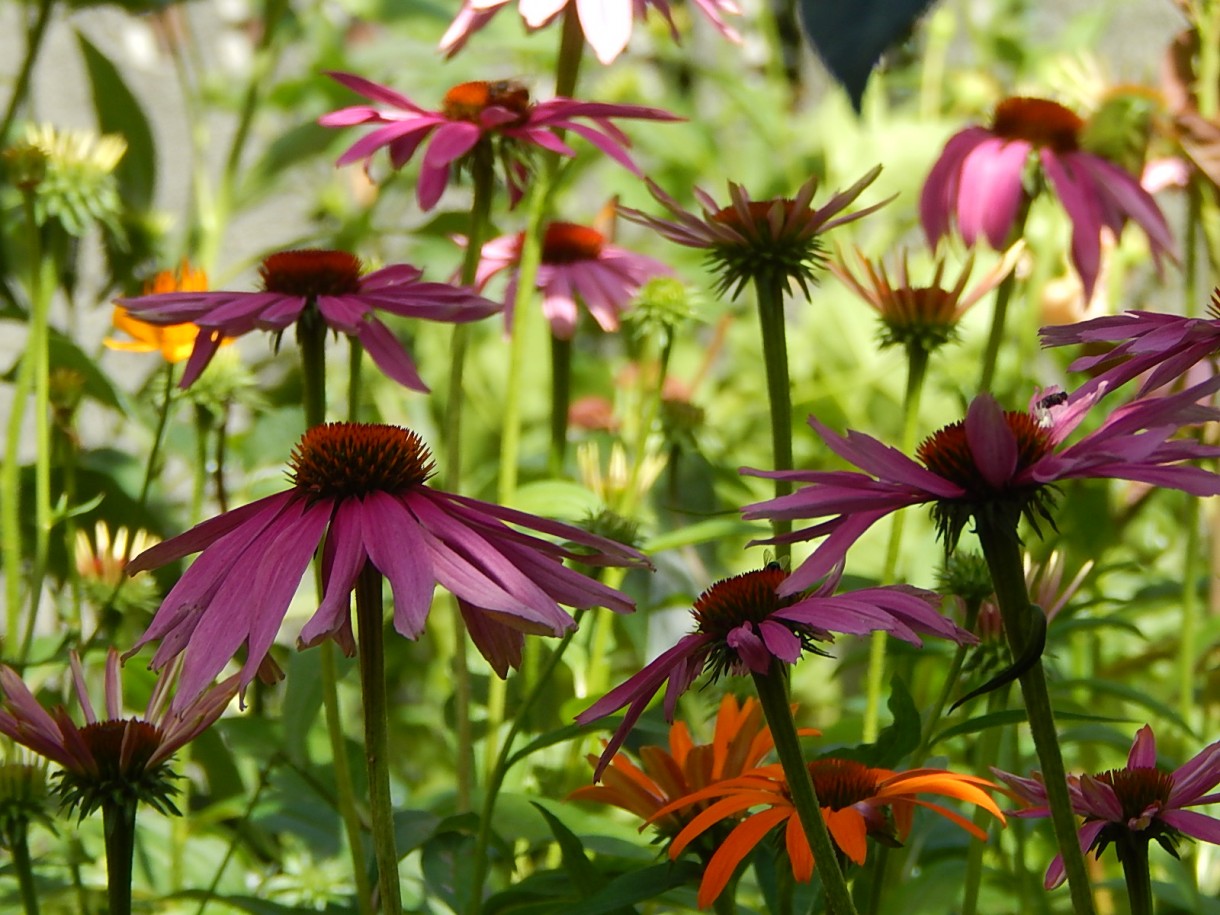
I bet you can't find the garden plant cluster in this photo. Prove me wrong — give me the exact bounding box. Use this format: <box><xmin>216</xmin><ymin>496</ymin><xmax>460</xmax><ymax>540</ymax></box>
<box><xmin>4</xmin><ymin>0</ymin><xmax>1220</xmax><ymax>913</ymax></box>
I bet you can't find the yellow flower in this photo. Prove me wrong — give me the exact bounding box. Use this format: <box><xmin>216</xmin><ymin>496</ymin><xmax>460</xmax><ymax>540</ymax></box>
<box><xmin>106</xmin><ymin>261</ymin><xmax>213</xmax><ymax>364</ymax></box>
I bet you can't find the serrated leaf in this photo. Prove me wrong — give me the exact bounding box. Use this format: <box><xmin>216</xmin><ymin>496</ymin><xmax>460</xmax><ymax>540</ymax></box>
<box><xmin>75</xmin><ymin>31</ymin><xmax>156</xmax><ymax>210</ymax></box>
<box><xmin>798</xmin><ymin>0</ymin><xmax>939</xmax><ymax>111</ymax></box>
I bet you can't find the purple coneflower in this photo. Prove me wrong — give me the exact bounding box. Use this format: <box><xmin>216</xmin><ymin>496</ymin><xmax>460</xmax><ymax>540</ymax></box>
<box><xmin>994</xmin><ymin>724</ymin><xmax>1220</xmax><ymax>890</ymax></box>
<box><xmin>116</xmin><ymin>249</ymin><xmax>498</xmax><ymax>391</ymax></box>
<box><xmin>127</xmin><ymin>422</ymin><xmax>648</xmax><ymax>708</ymax></box>
<box><xmin>320</xmin><ymin>75</ymin><xmax>679</xmax><ymax>210</ymax></box>
<box><xmin>475</xmin><ymin>221</ymin><xmax>672</xmax><ymax>338</ymax></box>
<box><xmin>0</xmin><ymin>649</ymin><xmax>237</xmax><ymax>817</ymax></box>
<box><xmin>1041</xmin><ymin>288</ymin><xmax>1220</xmax><ymax>398</ymax></box>
<box><xmin>439</xmin><ymin>0</ymin><xmax>742</xmax><ymax>66</ymax></box>
<box><xmin>576</xmin><ymin>564</ymin><xmax>971</xmax><ymax>778</ymax></box>
<box><xmin>920</xmin><ymin>96</ymin><xmax>1175</xmax><ymax>299</ymax></box>
<box><xmin>743</xmin><ymin>379</ymin><xmax>1220</xmax><ymax>595</ymax></box>
<box><xmin>620</xmin><ymin>168</ymin><xmax>887</xmax><ymax>297</ymax></box>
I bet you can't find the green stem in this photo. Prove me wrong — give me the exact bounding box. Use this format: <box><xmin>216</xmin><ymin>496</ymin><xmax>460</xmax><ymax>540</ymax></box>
<box><xmin>348</xmin><ymin>338</ymin><xmax>363</xmax><ymax>421</ymax></box>
<box><xmin>101</xmin><ymin>799</ymin><xmax>137</xmax><ymax>915</ymax></box>
<box><xmin>751</xmin><ymin>665</ymin><xmax>858</xmax><ymax>915</ymax></box>
<box><xmin>298</xmin><ymin>308</ymin><xmax>327</xmax><ymax>429</ymax></box>
<box><xmin>10</xmin><ymin>821</ymin><xmax>40</xmax><ymax>915</ymax></box>
<box><xmin>960</xmin><ymin>684</ymin><xmax>1012</xmax><ymax>915</ymax></box>
<box><xmin>862</xmin><ymin>345</ymin><xmax>929</xmax><ymax>742</ymax></box>
<box><xmin>1195</xmin><ymin>0</ymin><xmax>1220</xmax><ymax>120</ymax></box>
<box><xmin>320</xmin><ymin>641</ymin><xmax>375</xmax><ymax>915</ymax></box>
<box><xmin>554</xmin><ymin>6</ymin><xmax>586</xmax><ymax>99</ymax></box>
<box><xmin>912</xmin><ymin>598</ymin><xmax>982</xmax><ymax>765</ymax></box>
<box><xmin>354</xmin><ymin>565</ymin><xmax>402</xmax><ymax>915</ymax></box>
<box><xmin>468</xmin><ymin>616</ymin><xmax>583</xmax><ymax>915</ymax></box>
<box><xmin>975</xmin><ymin>517</ymin><xmax>1096</xmax><ymax>915</ymax></box>
<box><xmin>549</xmin><ymin>336</ymin><xmax>572</xmax><ymax>475</ymax></box>
<box><xmin>1180</xmin><ymin>496</ymin><xmax>1202</xmax><ymax>727</ymax></box>
<box><xmin>0</xmin><ymin>0</ymin><xmax>54</xmax><ymax>145</ymax></box>
<box><xmin>191</xmin><ymin>405</ymin><xmax>213</xmax><ymax>524</ymax></box>
<box><xmin>977</xmin><ymin>267</ymin><xmax>1017</xmax><ymax>394</ymax></box>
<box><xmin>17</xmin><ymin>195</ymin><xmax>55</xmax><ymax>663</ymax></box>
<box><xmin>753</xmin><ymin>271</ymin><xmax>794</xmax><ymax>563</ymax></box>
<box><xmin>1118</xmin><ymin>833</ymin><xmax>1153</xmax><ymax>915</ymax></box>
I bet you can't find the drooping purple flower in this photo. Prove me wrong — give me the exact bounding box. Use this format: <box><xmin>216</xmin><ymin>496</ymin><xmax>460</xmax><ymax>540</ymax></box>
<box><xmin>920</xmin><ymin>96</ymin><xmax>1175</xmax><ymax>300</ymax></box>
<box><xmin>116</xmin><ymin>249</ymin><xmax>499</xmax><ymax>391</ymax></box>
<box><xmin>320</xmin><ymin>74</ymin><xmax>679</xmax><ymax>210</ymax></box>
<box><xmin>1041</xmin><ymin>289</ymin><xmax>1220</xmax><ymax>398</ymax></box>
<box><xmin>994</xmin><ymin>724</ymin><xmax>1220</xmax><ymax>889</ymax></box>
<box><xmin>0</xmin><ymin>649</ymin><xmax>238</xmax><ymax>816</ymax></box>
<box><xmin>127</xmin><ymin>423</ymin><xmax>649</xmax><ymax>709</ymax></box>
<box><xmin>475</xmin><ymin>220</ymin><xmax>672</xmax><ymax>338</ymax></box>
<box><xmin>743</xmin><ymin>379</ymin><xmax>1220</xmax><ymax>595</ymax></box>
<box><xmin>440</xmin><ymin>0</ymin><xmax>742</xmax><ymax>66</ymax></box>
<box><xmin>576</xmin><ymin>565</ymin><xmax>971</xmax><ymax>779</ymax></box>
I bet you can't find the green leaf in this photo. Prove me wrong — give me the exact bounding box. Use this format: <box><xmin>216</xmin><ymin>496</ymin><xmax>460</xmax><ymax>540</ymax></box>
<box><xmin>826</xmin><ymin>676</ymin><xmax>920</xmax><ymax>768</ymax></box>
<box><xmin>281</xmin><ymin>649</ymin><xmax>331</xmax><ymax>766</ymax></box>
<box><xmin>75</xmin><ymin>31</ymin><xmax>156</xmax><ymax>210</ymax></box>
<box><xmin>577</xmin><ymin>861</ymin><xmax>702</xmax><ymax>914</ymax></box>
<box><xmin>642</xmin><ymin>516</ymin><xmax>761</xmax><ymax>554</ymax></box>
<box><xmin>531</xmin><ymin>803</ymin><xmax>603</xmax><ymax>896</ymax></box>
<box><xmin>1055</xmin><ymin>678</ymin><xmax>1196</xmax><ymax>739</ymax></box>
<box><xmin>507</xmin><ymin>716</ymin><xmax>624</xmax><ymax>771</ymax></box>
<box><xmin>931</xmin><ymin>709</ymin><xmax>1131</xmax><ymax>746</ymax></box>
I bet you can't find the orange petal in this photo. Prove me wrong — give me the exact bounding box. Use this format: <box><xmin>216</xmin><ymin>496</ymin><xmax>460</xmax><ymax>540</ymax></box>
<box><xmin>697</xmin><ymin>808</ymin><xmax>790</xmax><ymax>909</ymax></box>
<box><xmin>823</xmin><ymin>807</ymin><xmax>869</xmax><ymax>865</ymax></box>
<box><xmin>784</xmin><ymin>809</ymin><xmax>815</xmax><ymax>882</ymax></box>
<box><xmin>667</xmin><ymin>790</ymin><xmax>783</xmax><ymax>858</ymax></box>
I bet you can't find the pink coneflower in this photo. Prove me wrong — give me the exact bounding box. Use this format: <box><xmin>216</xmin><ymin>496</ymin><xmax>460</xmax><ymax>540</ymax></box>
<box><xmin>994</xmin><ymin>724</ymin><xmax>1220</xmax><ymax>889</ymax></box>
<box><xmin>620</xmin><ymin>168</ymin><xmax>888</xmax><ymax>297</ymax></box>
<box><xmin>0</xmin><ymin>649</ymin><xmax>238</xmax><ymax>816</ymax></box>
<box><xmin>576</xmin><ymin>565</ymin><xmax>971</xmax><ymax>779</ymax></box>
<box><xmin>743</xmin><ymin>379</ymin><xmax>1220</xmax><ymax>595</ymax></box>
<box><xmin>1040</xmin><ymin>289</ymin><xmax>1220</xmax><ymax>398</ymax></box>
<box><xmin>920</xmin><ymin>97</ymin><xmax>1175</xmax><ymax>299</ymax></box>
<box><xmin>127</xmin><ymin>422</ymin><xmax>649</xmax><ymax>708</ymax></box>
<box><xmin>475</xmin><ymin>221</ymin><xmax>672</xmax><ymax>338</ymax></box>
<box><xmin>320</xmin><ymin>74</ymin><xmax>679</xmax><ymax>210</ymax></box>
<box><xmin>116</xmin><ymin>249</ymin><xmax>499</xmax><ymax>391</ymax></box>
<box><xmin>440</xmin><ymin>0</ymin><xmax>742</xmax><ymax>66</ymax></box>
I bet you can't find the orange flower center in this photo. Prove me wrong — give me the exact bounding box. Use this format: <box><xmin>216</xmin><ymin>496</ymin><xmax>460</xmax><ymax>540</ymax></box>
<box><xmin>1094</xmin><ymin>767</ymin><xmax>1174</xmax><ymax>826</ymax></box>
<box><xmin>711</xmin><ymin>199</ymin><xmax>798</xmax><ymax>234</ymax></box>
<box><xmin>542</xmin><ymin>222</ymin><xmax>605</xmax><ymax>263</ymax></box>
<box><xmin>259</xmin><ymin>250</ymin><xmax>363</xmax><ymax>297</ymax></box>
<box><xmin>916</xmin><ymin>411</ymin><xmax>1053</xmax><ymax>492</ymax></box>
<box><xmin>442</xmin><ymin>80</ymin><xmax>532</xmax><ymax>123</ymax></box>
<box><xmin>991</xmin><ymin>97</ymin><xmax>1083</xmax><ymax>154</ymax></box>
<box><xmin>691</xmin><ymin>567</ymin><xmax>793</xmax><ymax>638</ymax></box>
<box><xmin>80</xmin><ymin>719</ymin><xmax>163</xmax><ymax>778</ymax></box>
<box><xmin>807</xmin><ymin>758</ymin><xmax>884</xmax><ymax>810</ymax></box>
<box><xmin>289</xmin><ymin>423</ymin><xmax>435</xmax><ymax>501</ymax></box>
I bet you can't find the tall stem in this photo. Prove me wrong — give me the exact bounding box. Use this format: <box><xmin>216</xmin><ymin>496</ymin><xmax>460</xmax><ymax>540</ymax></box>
<box><xmin>549</xmin><ymin>336</ymin><xmax>572</xmax><ymax>475</ymax></box>
<box><xmin>10</xmin><ymin>820</ymin><xmax>40</xmax><ymax>915</ymax></box>
<box><xmin>977</xmin><ymin>268</ymin><xmax>1017</xmax><ymax>394</ymax></box>
<box><xmin>355</xmin><ymin>564</ymin><xmax>402</xmax><ymax>915</ymax></box>
<box><xmin>753</xmin><ymin>271</ymin><xmax>794</xmax><ymax>563</ymax></box>
<box><xmin>862</xmin><ymin>345</ymin><xmax>929</xmax><ymax>742</ymax></box>
<box><xmin>975</xmin><ymin>517</ymin><xmax>1096</xmax><ymax>915</ymax></box>
<box><xmin>102</xmin><ymin>799</ymin><xmax>138</xmax><ymax>915</ymax></box>
<box><xmin>751</xmin><ymin>665</ymin><xmax>858</xmax><ymax>915</ymax></box>
<box><xmin>1117</xmin><ymin>833</ymin><xmax>1153</xmax><ymax>915</ymax></box>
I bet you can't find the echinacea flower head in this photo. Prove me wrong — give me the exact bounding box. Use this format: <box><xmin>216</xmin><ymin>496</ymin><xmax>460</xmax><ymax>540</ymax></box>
<box><xmin>107</xmin><ymin>260</ymin><xmax>215</xmax><ymax>364</ymax></box>
<box><xmin>0</xmin><ymin>649</ymin><xmax>238</xmax><ymax>818</ymax></box>
<box><xmin>440</xmin><ymin>0</ymin><xmax>742</xmax><ymax>66</ymax></box>
<box><xmin>830</xmin><ymin>243</ymin><xmax>1023</xmax><ymax>355</ymax></box>
<box><xmin>651</xmin><ymin>758</ymin><xmax>1005</xmax><ymax>907</ymax></box>
<box><xmin>127</xmin><ymin>422</ymin><xmax>648</xmax><ymax>709</ymax></box>
<box><xmin>920</xmin><ymin>96</ymin><xmax>1175</xmax><ymax>299</ymax></box>
<box><xmin>1040</xmin><ymin>289</ymin><xmax>1220</xmax><ymax>398</ymax></box>
<box><xmin>620</xmin><ymin>167</ymin><xmax>888</xmax><ymax>298</ymax></box>
<box><xmin>577</xmin><ymin>565</ymin><xmax>970</xmax><ymax>779</ymax></box>
<box><xmin>115</xmin><ymin>249</ymin><xmax>499</xmax><ymax>391</ymax></box>
<box><xmin>744</xmin><ymin>379</ymin><xmax>1220</xmax><ymax>595</ymax></box>
<box><xmin>994</xmin><ymin>724</ymin><xmax>1220</xmax><ymax>889</ymax></box>
<box><xmin>0</xmin><ymin>760</ymin><xmax>53</xmax><ymax>848</ymax></box>
<box><xmin>475</xmin><ymin>221</ymin><xmax>672</xmax><ymax>338</ymax></box>
<box><xmin>320</xmin><ymin>73</ymin><xmax>679</xmax><ymax>210</ymax></box>
<box><xmin>570</xmin><ymin>693</ymin><xmax>815</xmax><ymax>838</ymax></box>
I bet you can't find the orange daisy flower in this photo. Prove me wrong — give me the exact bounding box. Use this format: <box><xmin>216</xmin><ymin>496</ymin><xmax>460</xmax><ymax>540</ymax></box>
<box><xmin>107</xmin><ymin>261</ymin><xmax>213</xmax><ymax>365</ymax></box>
<box><xmin>570</xmin><ymin>693</ymin><xmax>819</xmax><ymax>839</ymax></box>
<box><xmin>651</xmin><ymin>758</ymin><xmax>1006</xmax><ymax>908</ymax></box>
